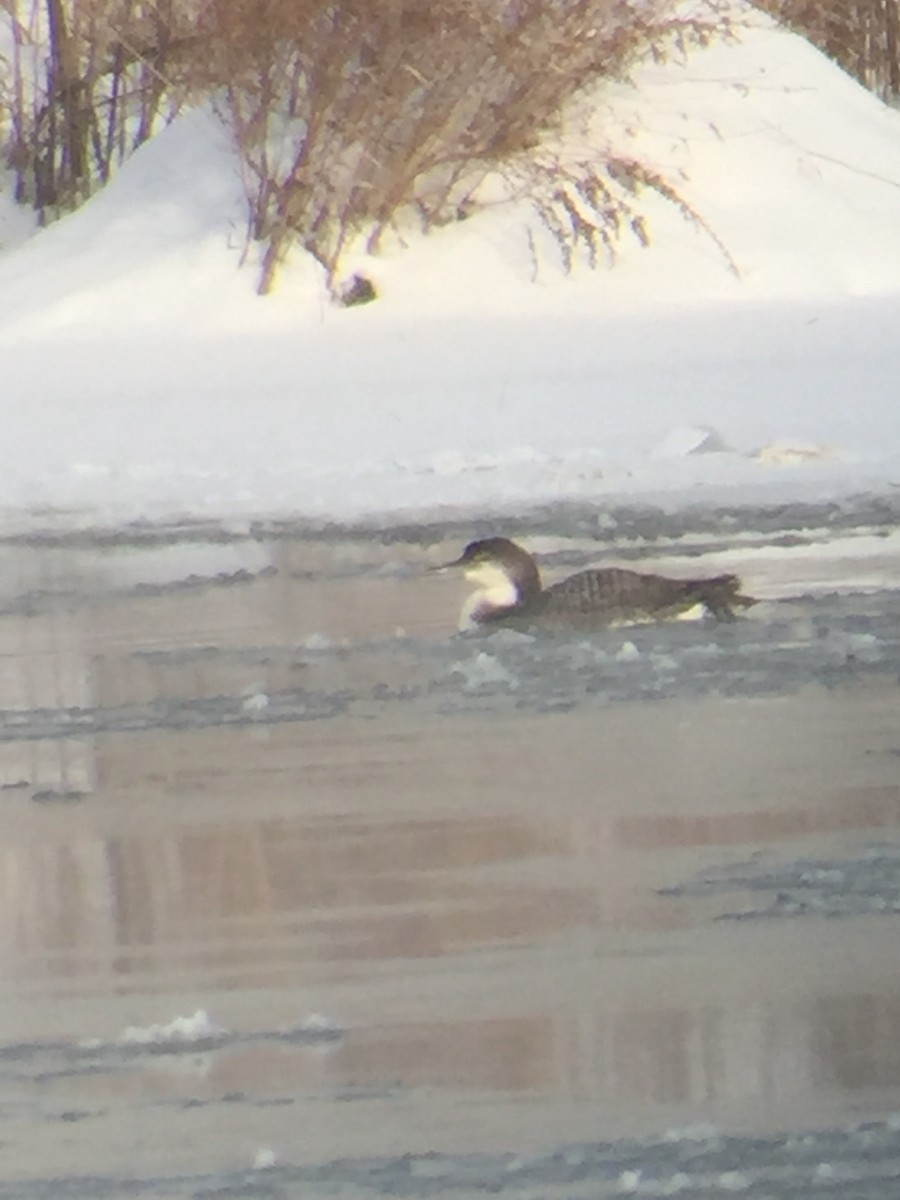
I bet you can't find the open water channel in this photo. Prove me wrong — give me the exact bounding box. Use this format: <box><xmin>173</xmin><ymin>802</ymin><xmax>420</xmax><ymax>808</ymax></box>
<box><xmin>1</xmin><ymin>498</ymin><xmax>899</xmax><ymax>1198</ymax></box>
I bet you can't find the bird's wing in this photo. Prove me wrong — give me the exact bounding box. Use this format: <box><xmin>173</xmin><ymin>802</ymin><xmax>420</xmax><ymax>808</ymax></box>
<box><xmin>543</xmin><ymin>568</ymin><xmax>693</xmax><ymax>615</ymax></box>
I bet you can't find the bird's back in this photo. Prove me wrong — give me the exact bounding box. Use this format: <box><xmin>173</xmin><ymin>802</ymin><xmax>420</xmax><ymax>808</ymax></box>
<box><xmin>536</xmin><ymin>567</ymin><xmax>750</xmax><ymax>627</ymax></box>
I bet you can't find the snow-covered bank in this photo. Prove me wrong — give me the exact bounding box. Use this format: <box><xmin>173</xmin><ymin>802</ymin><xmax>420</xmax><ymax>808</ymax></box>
<box><xmin>2</xmin><ymin>294</ymin><xmax>898</xmax><ymax>533</ymax></box>
<box><xmin>1</xmin><ymin>18</ymin><xmax>899</xmax><ymax>533</ymax></box>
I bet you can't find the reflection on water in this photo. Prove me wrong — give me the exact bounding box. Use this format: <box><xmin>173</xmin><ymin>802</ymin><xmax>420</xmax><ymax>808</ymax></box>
<box><xmin>6</xmin><ymin>777</ymin><xmax>900</xmax><ymax>991</ymax></box>
<box><xmin>3</xmin><ymin>704</ymin><xmax>900</xmax><ymax>1125</ymax></box>
<box><xmin>0</xmin><ymin>533</ymin><xmax>900</xmax><ymax>1193</ymax></box>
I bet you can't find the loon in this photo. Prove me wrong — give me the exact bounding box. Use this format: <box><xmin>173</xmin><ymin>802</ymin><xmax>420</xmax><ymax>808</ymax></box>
<box><xmin>439</xmin><ymin>537</ymin><xmax>755</xmax><ymax>631</ymax></box>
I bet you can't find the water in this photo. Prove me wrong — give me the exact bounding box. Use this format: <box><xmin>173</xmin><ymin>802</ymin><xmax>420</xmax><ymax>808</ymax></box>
<box><xmin>1</xmin><ymin>517</ymin><xmax>899</xmax><ymax>1196</ymax></box>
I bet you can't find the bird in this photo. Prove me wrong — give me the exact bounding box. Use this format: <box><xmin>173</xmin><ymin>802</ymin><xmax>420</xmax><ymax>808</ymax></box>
<box><xmin>436</xmin><ymin>537</ymin><xmax>755</xmax><ymax>631</ymax></box>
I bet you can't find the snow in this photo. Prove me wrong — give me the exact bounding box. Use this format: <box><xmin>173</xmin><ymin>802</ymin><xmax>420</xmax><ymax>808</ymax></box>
<box><xmin>252</xmin><ymin>1148</ymin><xmax>279</xmax><ymax>1170</ymax></box>
<box><xmin>118</xmin><ymin>1008</ymin><xmax>226</xmax><ymax>1046</ymax></box>
<box><xmin>450</xmin><ymin>651</ymin><xmax>519</xmax><ymax>692</ymax></box>
<box><xmin>1</xmin><ymin>13</ymin><xmax>900</xmax><ymax>533</ymax></box>
<box><xmin>77</xmin><ymin>1008</ymin><xmax>227</xmax><ymax>1050</ymax></box>
<box><xmin>74</xmin><ymin>1009</ymin><xmax>342</xmax><ymax>1054</ymax></box>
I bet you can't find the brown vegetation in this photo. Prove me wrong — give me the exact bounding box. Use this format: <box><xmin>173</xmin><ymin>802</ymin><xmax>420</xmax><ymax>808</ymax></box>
<box><xmin>0</xmin><ymin>0</ymin><xmax>738</xmax><ymax>289</ymax></box>
<box><xmin>1</xmin><ymin>0</ymin><xmax>200</xmax><ymax>217</ymax></box>
<box><xmin>754</xmin><ymin>0</ymin><xmax>900</xmax><ymax>100</ymax></box>
<box><xmin>0</xmin><ymin>1</ymin><xmax>897</xmax><ymax>294</ymax></box>
<box><xmin>198</xmin><ymin>0</ymin><xmax>736</xmax><ymax>293</ymax></box>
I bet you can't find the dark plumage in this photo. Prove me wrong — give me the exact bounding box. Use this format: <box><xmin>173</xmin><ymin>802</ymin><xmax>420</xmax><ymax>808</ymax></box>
<box><xmin>442</xmin><ymin>537</ymin><xmax>755</xmax><ymax>630</ymax></box>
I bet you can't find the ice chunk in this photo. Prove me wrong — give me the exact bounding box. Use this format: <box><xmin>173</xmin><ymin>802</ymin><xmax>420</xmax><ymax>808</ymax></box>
<box><xmin>297</xmin><ymin>1012</ymin><xmax>342</xmax><ymax>1035</ymax></box>
<box><xmin>752</xmin><ymin>440</ymin><xmax>841</xmax><ymax>465</ymax></box>
<box><xmin>485</xmin><ymin>627</ymin><xmax>535</xmax><ymax>646</ymax></box>
<box><xmin>718</xmin><ymin>1171</ymin><xmax>749</xmax><ymax>1191</ymax></box>
<box><xmin>118</xmin><ymin>1009</ymin><xmax>226</xmax><ymax>1047</ymax></box>
<box><xmin>664</xmin><ymin>1123</ymin><xmax>719</xmax><ymax>1142</ymax></box>
<box><xmin>451</xmin><ymin>652</ymin><xmax>518</xmax><ymax>691</ymax></box>
<box><xmin>615</xmin><ymin>641</ymin><xmax>640</xmax><ymax>662</ymax></box>
<box><xmin>651</xmin><ymin>425</ymin><xmax>733</xmax><ymax>458</ymax></box>
<box><xmin>304</xmin><ymin>632</ymin><xmax>333</xmax><ymax>650</ymax></box>
<box><xmin>824</xmin><ymin>630</ymin><xmax>881</xmax><ymax>663</ymax></box>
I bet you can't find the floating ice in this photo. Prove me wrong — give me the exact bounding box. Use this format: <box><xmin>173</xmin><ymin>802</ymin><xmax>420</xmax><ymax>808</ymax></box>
<box><xmin>119</xmin><ymin>1008</ymin><xmax>226</xmax><ymax>1047</ymax></box>
<box><xmin>651</xmin><ymin>425</ymin><xmax>733</xmax><ymax>459</ymax></box>
<box><xmin>824</xmin><ymin>630</ymin><xmax>881</xmax><ymax>663</ymax></box>
<box><xmin>683</xmin><ymin>642</ymin><xmax>723</xmax><ymax>660</ymax></box>
<box><xmin>615</xmin><ymin>641</ymin><xmax>640</xmax><ymax>662</ymax></box>
<box><xmin>304</xmin><ymin>632</ymin><xmax>333</xmax><ymax>651</ymax></box>
<box><xmin>485</xmin><ymin>627</ymin><xmax>535</xmax><ymax>646</ymax></box>
<box><xmin>565</xmin><ymin>640</ymin><xmax>609</xmax><ymax>668</ymax></box>
<box><xmin>451</xmin><ymin>651</ymin><xmax>518</xmax><ymax>691</ymax></box>
<box><xmin>664</xmin><ymin>1123</ymin><xmax>720</xmax><ymax>1142</ymax></box>
<box><xmin>651</xmin><ymin>652</ymin><xmax>678</xmax><ymax>673</ymax></box>
<box><xmin>296</xmin><ymin>1012</ymin><xmax>342</xmax><ymax>1036</ymax></box>
<box><xmin>752</xmin><ymin>440</ymin><xmax>841</xmax><ymax>466</ymax></box>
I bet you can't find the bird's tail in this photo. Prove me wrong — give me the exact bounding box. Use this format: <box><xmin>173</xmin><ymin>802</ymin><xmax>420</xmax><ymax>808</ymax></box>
<box><xmin>687</xmin><ymin>574</ymin><xmax>756</xmax><ymax>621</ymax></box>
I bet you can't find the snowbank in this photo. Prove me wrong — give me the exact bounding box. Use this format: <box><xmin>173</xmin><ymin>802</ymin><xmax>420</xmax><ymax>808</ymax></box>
<box><xmin>1</xmin><ymin>17</ymin><xmax>899</xmax><ymax>532</ymax></box>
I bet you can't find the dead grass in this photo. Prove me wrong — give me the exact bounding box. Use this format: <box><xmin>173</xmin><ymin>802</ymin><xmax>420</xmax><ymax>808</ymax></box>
<box><xmin>753</xmin><ymin>0</ymin><xmax>900</xmax><ymax>101</ymax></box>
<box><xmin>3</xmin><ymin>1</ymin><xmax>897</xmax><ymax>293</ymax></box>
<box><xmin>0</xmin><ymin>0</ymin><xmax>737</xmax><ymax>291</ymax></box>
<box><xmin>0</xmin><ymin>0</ymin><xmax>199</xmax><ymax>217</ymax></box>
<box><xmin>201</xmin><ymin>0</ymin><xmax>737</xmax><ymax>294</ymax></box>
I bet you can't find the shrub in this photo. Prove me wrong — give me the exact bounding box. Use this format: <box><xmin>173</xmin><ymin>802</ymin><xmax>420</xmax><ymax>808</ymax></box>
<box><xmin>1</xmin><ymin>0</ymin><xmax>740</xmax><ymax>289</ymax></box>
<box><xmin>753</xmin><ymin>0</ymin><xmax>900</xmax><ymax>100</ymax></box>
<box><xmin>3</xmin><ymin>2</ymin><xmax>897</xmax><ymax>293</ymax></box>
<box><xmin>202</xmin><ymin>0</ymin><xmax>735</xmax><ymax>294</ymax></box>
<box><xmin>1</xmin><ymin>0</ymin><xmax>199</xmax><ymax>218</ymax></box>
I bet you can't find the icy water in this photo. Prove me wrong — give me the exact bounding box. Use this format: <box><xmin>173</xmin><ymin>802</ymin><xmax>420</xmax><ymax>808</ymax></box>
<box><xmin>2</xmin><ymin>508</ymin><xmax>900</xmax><ymax>1198</ymax></box>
